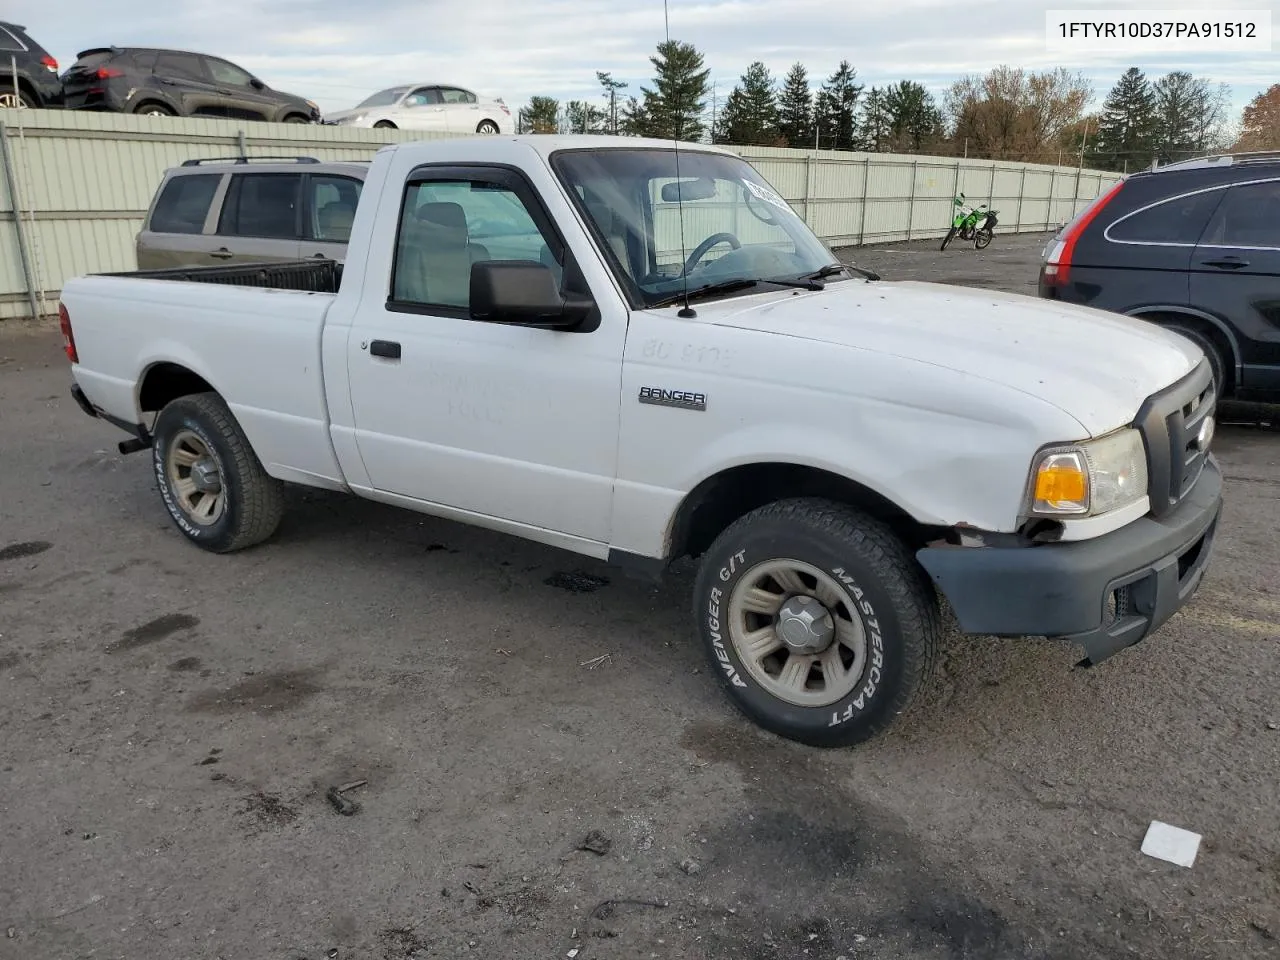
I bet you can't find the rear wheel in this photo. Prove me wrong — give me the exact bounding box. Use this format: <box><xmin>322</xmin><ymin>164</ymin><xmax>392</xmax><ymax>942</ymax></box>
<box><xmin>374</xmin><ymin>120</ymin><xmax>397</xmax><ymax>129</ymax></box>
<box><xmin>0</xmin><ymin>89</ymin><xmax>35</xmax><ymax>109</ymax></box>
<box><xmin>940</xmin><ymin>226</ymin><xmax>958</xmax><ymax>251</ymax></box>
<box><xmin>134</xmin><ymin>102</ymin><xmax>174</xmax><ymax>117</ymax></box>
<box><xmin>476</xmin><ymin>119</ymin><xmax>500</xmax><ymax>134</ymax></box>
<box><xmin>152</xmin><ymin>392</ymin><xmax>284</xmax><ymax>553</ymax></box>
<box><xmin>975</xmin><ymin>226</ymin><xmax>994</xmax><ymax>249</ymax></box>
<box><xmin>692</xmin><ymin>498</ymin><xmax>941</xmax><ymax>747</ymax></box>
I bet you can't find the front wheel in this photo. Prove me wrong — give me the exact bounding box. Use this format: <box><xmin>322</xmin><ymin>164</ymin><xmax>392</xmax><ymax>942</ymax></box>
<box><xmin>940</xmin><ymin>226</ymin><xmax>958</xmax><ymax>251</ymax></box>
<box><xmin>151</xmin><ymin>392</ymin><xmax>284</xmax><ymax>553</ymax></box>
<box><xmin>692</xmin><ymin>498</ymin><xmax>941</xmax><ymax>747</ymax></box>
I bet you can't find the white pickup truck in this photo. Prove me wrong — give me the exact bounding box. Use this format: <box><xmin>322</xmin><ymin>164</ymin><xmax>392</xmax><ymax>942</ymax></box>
<box><xmin>61</xmin><ymin>135</ymin><xmax>1223</xmax><ymax>747</ymax></box>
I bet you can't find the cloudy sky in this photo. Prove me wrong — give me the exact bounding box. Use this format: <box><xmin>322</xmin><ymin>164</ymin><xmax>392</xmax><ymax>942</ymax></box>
<box><xmin>18</xmin><ymin>0</ymin><xmax>1276</xmax><ymax>120</ymax></box>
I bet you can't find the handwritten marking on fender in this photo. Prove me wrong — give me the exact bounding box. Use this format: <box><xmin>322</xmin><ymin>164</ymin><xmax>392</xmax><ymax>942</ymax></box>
<box><xmin>708</xmin><ymin>556</ymin><xmax>748</xmax><ymax>688</ymax></box>
<box><xmin>828</xmin><ymin>566</ymin><xmax>886</xmax><ymax>727</ymax></box>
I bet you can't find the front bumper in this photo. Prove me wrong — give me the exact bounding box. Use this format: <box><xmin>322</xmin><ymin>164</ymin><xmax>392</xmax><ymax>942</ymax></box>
<box><xmin>916</xmin><ymin>456</ymin><xmax>1223</xmax><ymax>665</ymax></box>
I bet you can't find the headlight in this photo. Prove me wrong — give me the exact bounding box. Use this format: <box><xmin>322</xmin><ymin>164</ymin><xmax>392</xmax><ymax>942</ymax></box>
<box><xmin>1026</xmin><ymin>428</ymin><xmax>1148</xmax><ymax>518</ymax></box>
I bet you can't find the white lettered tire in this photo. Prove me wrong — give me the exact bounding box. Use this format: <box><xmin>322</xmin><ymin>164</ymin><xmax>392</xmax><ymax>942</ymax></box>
<box><xmin>693</xmin><ymin>498</ymin><xmax>941</xmax><ymax>747</ymax></box>
<box><xmin>151</xmin><ymin>392</ymin><xmax>284</xmax><ymax>553</ymax></box>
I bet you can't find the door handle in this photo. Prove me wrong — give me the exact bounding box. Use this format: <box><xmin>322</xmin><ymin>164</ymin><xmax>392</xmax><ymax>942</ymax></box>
<box><xmin>369</xmin><ymin>339</ymin><xmax>402</xmax><ymax>359</ymax></box>
<box><xmin>1201</xmin><ymin>258</ymin><xmax>1248</xmax><ymax>269</ymax></box>
<box><xmin>210</xmin><ymin>248</ymin><xmax>233</xmax><ymax>259</ymax></box>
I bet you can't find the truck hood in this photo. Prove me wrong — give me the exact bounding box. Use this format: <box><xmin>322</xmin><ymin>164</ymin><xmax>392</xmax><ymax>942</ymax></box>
<box><xmin>691</xmin><ymin>279</ymin><xmax>1202</xmax><ymax>437</ymax></box>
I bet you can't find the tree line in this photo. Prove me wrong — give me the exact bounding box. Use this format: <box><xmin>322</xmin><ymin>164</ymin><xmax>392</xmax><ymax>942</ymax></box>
<box><xmin>518</xmin><ymin>40</ymin><xmax>1269</xmax><ymax>169</ymax></box>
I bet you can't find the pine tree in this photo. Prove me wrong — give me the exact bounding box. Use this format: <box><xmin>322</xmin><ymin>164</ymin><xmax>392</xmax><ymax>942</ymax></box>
<box><xmin>635</xmin><ymin>39</ymin><xmax>711</xmax><ymax>141</ymax></box>
<box><xmin>519</xmin><ymin>96</ymin><xmax>560</xmax><ymax>134</ymax></box>
<box><xmin>714</xmin><ymin>61</ymin><xmax>779</xmax><ymax>146</ymax></box>
<box><xmin>814</xmin><ymin>60</ymin><xmax>863</xmax><ymax>150</ymax></box>
<box><xmin>1153</xmin><ymin>71</ymin><xmax>1229</xmax><ymax>163</ymax></box>
<box><xmin>883</xmin><ymin>80</ymin><xmax>944</xmax><ymax>153</ymax></box>
<box><xmin>1091</xmin><ymin>68</ymin><xmax>1157</xmax><ymax>170</ymax></box>
<box><xmin>597</xmin><ymin>71</ymin><xmax>629</xmax><ymax>135</ymax></box>
<box><xmin>565</xmin><ymin>100</ymin><xmax>606</xmax><ymax>134</ymax></box>
<box><xmin>858</xmin><ymin>87</ymin><xmax>891</xmax><ymax>152</ymax></box>
<box><xmin>776</xmin><ymin>62</ymin><xmax>813</xmax><ymax>148</ymax></box>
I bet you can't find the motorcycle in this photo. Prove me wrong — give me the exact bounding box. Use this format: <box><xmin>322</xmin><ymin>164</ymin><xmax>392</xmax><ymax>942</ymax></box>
<box><xmin>940</xmin><ymin>193</ymin><xmax>999</xmax><ymax>251</ymax></box>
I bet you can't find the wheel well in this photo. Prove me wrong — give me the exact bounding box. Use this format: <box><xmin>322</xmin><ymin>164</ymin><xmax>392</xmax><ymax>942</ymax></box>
<box><xmin>374</xmin><ymin>120</ymin><xmax>397</xmax><ymax>129</ymax></box>
<box><xmin>133</xmin><ymin>99</ymin><xmax>173</xmax><ymax>114</ymax></box>
<box><xmin>139</xmin><ymin>363</ymin><xmax>214</xmax><ymax>413</ymax></box>
<box><xmin>14</xmin><ymin>77</ymin><xmax>40</xmax><ymax>105</ymax></box>
<box><xmin>283</xmin><ymin>112</ymin><xmax>309</xmax><ymax>122</ymax></box>
<box><xmin>1133</xmin><ymin>311</ymin><xmax>1237</xmax><ymax>394</ymax></box>
<box><xmin>668</xmin><ymin>463</ymin><xmax>941</xmax><ymax>561</ymax></box>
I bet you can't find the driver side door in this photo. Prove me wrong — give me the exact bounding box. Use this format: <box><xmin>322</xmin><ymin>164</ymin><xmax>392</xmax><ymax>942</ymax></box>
<box><xmin>344</xmin><ymin>164</ymin><xmax>627</xmax><ymax>545</ymax></box>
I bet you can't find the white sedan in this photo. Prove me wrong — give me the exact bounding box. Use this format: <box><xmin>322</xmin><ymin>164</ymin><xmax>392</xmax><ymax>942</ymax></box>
<box><xmin>324</xmin><ymin>83</ymin><xmax>514</xmax><ymax>135</ymax></box>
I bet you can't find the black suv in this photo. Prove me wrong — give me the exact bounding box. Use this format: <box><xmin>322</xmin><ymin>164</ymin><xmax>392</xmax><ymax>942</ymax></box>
<box><xmin>60</xmin><ymin>47</ymin><xmax>318</xmax><ymax>123</ymax></box>
<box><xmin>0</xmin><ymin>21</ymin><xmax>62</xmax><ymax>108</ymax></box>
<box><xmin>1039</xmin><ymin>152</ymin><xmax>1280</xmax><ymax>403</ymax></box>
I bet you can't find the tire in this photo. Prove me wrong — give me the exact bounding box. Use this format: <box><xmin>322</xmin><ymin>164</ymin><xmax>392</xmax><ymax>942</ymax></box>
<box><xmin>940</xmin><ymin>226</ymin><xmax>958</xmax><ymax>251</ymax></box>
<box><xmin>0</xmin><ymin>90</ymin><xmax>35</xmax><ymax>109</ymax></box>
<box><xmin>374</xmin><ymin>120</ymin><xmax>397</xmax><ymax>129</ymax></box>
<box><xmin>1165</xmin><ymin>322</ymin><xmax>1228</xmax><ymax>396</ymax></box>
<box><xmin>283</xmin><ymin>114</ymin><xmax>310</xmax><ymax>124</ymax></box>
<box><xmin>151</xmin><ymin>392</ymin><xmax>284</xmax><ymax>553</ymax></box>
<box><xmin>975</xmin><ymin>227</ymin><xmax>994</xmax><ymax>250</ymax></box>
<box><xmin>476</xmin><ymin>120</ymin><xmax>500</xmax><ymax>135</ymax></box>
<box><xmin>134</xmin><ymin>102</ymin><xmax>175</xmax><ymax>117</ymax></box>
<box><xmin>692</xmin><ymin>498</ymin><xmax>941</xmax><ymax>748</ymax></box>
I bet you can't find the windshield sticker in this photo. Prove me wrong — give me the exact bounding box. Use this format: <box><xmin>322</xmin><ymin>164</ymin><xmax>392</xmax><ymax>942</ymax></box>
<box><xmin>744</xmin><ymin>180</ymin><xmax>789</xmax><ymax>211</ymax></box>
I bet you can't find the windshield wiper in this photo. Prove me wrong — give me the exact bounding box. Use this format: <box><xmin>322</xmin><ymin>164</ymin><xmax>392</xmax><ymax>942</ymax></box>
<box><xmin>649</xmin><ymin>278</ymin><xmax>761</xmax><ymax>309</ymax></box>
<box><xmin>800</xmin><ymin>261</ymin><xmax>880</xmax><ymax>282</ymax></box>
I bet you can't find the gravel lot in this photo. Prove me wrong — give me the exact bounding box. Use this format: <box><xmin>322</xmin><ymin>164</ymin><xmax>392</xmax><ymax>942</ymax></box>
<box><xmin>2</xmin><ymin>231</ymin><xmax>1278</xmax><ymax>960</ymax></box>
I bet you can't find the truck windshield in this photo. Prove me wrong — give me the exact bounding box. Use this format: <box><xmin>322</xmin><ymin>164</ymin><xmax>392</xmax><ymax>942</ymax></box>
<box><xmin>551</xmin><ymin>148</ymin><xmax>840</xmax><ymax>309</ymax></box>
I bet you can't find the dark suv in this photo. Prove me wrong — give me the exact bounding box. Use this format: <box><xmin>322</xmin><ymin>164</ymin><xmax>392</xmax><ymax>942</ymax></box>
<box><xmin>0</xmin><ymin>21</ymin><xmax>62</xmax><ymax>108</ymax></box>
<box><xmin>1039</xmin><ymin>152</ymin><xmax>1280</xmax><ymax>403</ymax></box>
<box><xmin>60</xmin><ymin>47</ymin><xmax>318</xmax><ymax>123</ymax></box>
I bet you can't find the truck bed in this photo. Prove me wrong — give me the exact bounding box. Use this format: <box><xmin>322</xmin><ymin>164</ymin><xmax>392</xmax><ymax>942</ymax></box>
<box><xmin>102</xmin><ymin>258</ymin><xmax>342</xmax><ymax>293</ymax></box>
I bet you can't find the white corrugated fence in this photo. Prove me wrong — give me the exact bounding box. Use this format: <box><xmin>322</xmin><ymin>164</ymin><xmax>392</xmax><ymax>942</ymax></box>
<box><xmin>0</xmin><ymin>108</ymin><xmax>1121</xmax><ymax>320</ymax></box>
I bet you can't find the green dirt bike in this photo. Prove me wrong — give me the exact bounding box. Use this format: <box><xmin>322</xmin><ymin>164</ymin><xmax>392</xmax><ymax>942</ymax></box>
<box><xmin>940</xmin><ymin>193</ymin><xmax>999</xmax><ymax>251</ymax></box>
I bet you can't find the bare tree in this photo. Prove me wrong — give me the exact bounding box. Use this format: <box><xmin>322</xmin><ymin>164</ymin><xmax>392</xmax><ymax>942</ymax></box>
<box><xmin>947</xmin><ymin>66</ymin><xmax>1092</xmax><ymax>162</ymax></box>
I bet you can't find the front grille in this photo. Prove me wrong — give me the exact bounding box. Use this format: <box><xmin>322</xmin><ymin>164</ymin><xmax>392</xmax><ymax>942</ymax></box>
<box><xmin>1133</xmin><ymin>359</ymin><xmax>1215</xmax><ymax>518</ymax></box>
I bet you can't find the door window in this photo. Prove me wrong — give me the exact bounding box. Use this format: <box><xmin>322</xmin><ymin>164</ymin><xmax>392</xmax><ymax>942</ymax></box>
<box><xmin>206</xmin><ymin>58</ymin><xmax>255</xmax><ymax>87</ymax></box>
<box><xmin>218</xmin><ymin>173</ymin><xmax>302</xmax><ymax>239</ymax></box>
<box><xmin>1107</xmin><ymin>190</ymin><xmax>1224</xmax><ymax>245</ymax></box>
<box><xmin>310</xmin><ymin>176</ymin><xmax>363</xmax><ymax>242</ymax></box>
<box><xmin>150</xmin><ymin>174</ymin><xmax>221</xmax><ymax>234</ymax></box>
<box><xmin>1199</xmin><ymin>181</ymin><xmax>1280</xmax><ymax>249</ymax></box>
<box><xmin>391</xmin><ymin>178</ymin><xmax>560</xmax><ymax>309</ymax></box>
<box><xmin>154</xmin><ymin>52</ymin><xmax>207</xmax><ymax>82</ymax></box>
<box><xmin>439</xmin><ymin>87</ymin><xmax>477</xmax><ymax>104</ymax></box>
<box><xmin>404</xmin><ymin>88</ymin><xmax>441</xmax><ymax>107</ymax></box>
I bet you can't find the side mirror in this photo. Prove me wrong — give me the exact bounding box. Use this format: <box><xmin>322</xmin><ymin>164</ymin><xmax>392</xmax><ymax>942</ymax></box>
<box><xmin>469</xmin><ymin>261</ymin><xmax>594</xmax><ymax>330</ymax></box>
<box><xmin>249</xmin><ymin>77</ymin><xmax>265</xmax><ymax>90</ymax></box>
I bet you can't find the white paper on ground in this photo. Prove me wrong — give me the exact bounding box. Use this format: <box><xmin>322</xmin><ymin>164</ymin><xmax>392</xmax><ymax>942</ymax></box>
<box><xmin>1141</xmin><ymin>821</ymin><xmax>1202</xmax><ymax>867</ymax></box>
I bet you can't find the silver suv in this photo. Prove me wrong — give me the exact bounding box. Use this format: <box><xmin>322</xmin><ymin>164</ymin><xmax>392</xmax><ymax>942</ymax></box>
<box><xmin>136</xmin><ymin>156</ymin><xmax>367</xmax><ymax>270</ymax></box>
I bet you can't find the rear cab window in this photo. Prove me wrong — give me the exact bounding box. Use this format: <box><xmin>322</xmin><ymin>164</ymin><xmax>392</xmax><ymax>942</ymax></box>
<box><xmin>148</xmin><ymin>174</ymin><xmax>221</xmax><ymax>234</ymax></box>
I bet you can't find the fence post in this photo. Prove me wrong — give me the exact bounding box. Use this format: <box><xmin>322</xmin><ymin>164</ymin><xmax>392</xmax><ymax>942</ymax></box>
<box><xmin>237</xmin><ymin>129</ymin><xmax>248</xmax><ymax>159</ymax></box>
<box><xmin>857</xmin><ymin>156</ymin><xmax>870</xmax><ymax>245</ymax></box>
<box><xmin>905</xmin><ymin>159</ymin><xmax>918</xmax><ymax>241</ymax></box>
<box><xmin>1048</xmin><ymin>167</ymin><xmax>1059</xmax><ymax>229</ymax></box>
<box><xmin>1013</xmin><ymin>165</ymin><xmax>1024</xmax><ymax>234</ymax></box>
<box><xmin>0</xmin><ymin>122</ymin><xmax>40</xmax><ymax>323</ymax></box>
<box><xmin>804</xmin><ymin>154</ymin><xmax>814</xmax><ymax>229</ymax></box>
<box><xmin>1074</xmin><ymin>165</ymin><xmax>1083</xmax><ymax>218</ymax></box>
<box><xmin>987</xmin><ymin>163</ymin><xmax>995</xmax><ymax>216</ymax></box>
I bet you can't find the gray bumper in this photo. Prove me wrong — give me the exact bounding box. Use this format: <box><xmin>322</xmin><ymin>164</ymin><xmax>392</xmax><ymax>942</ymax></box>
<box><xmin>916</xmin><ymin>456</ymin><xmax>1223</xmax><ymax>665</ymax></box>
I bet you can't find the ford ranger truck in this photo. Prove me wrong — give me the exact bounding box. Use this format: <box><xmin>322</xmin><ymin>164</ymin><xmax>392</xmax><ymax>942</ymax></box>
<box><xmin>59</xmin><ymin>135</ymin><xmax>1223</xmax><ymax>747</ymax></box>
